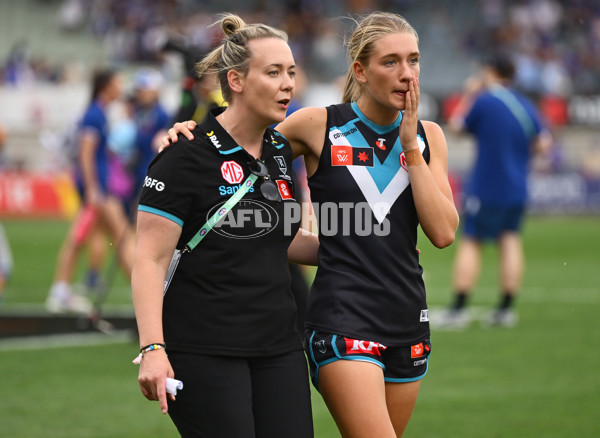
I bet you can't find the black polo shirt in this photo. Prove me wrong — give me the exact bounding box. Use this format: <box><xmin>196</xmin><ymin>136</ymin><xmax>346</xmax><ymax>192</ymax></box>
<box><xmin>138</xmin><ymin>108</ymin><xmax>302</xmax><ymax>356</ymax></box>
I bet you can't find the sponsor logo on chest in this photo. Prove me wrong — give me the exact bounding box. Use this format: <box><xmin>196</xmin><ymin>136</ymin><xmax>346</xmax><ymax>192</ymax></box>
<box><xmin>206</xmin><ymin>130</ymin><xmax>222</xmax><ymax>148</ymax></box>
<box><xmin>331</xmin><ymin>145</ymin><xmax>374</xmax><ymax>167</ymax></box>
<box><xmin>144</xmin><ymin>176</ymin><xmax>165</xmax><ymax>191</ymax></box>
<box><xmin>221</xmin><ymin>161</ymin><xmax>244</xmax><ymax>184</ymax></box>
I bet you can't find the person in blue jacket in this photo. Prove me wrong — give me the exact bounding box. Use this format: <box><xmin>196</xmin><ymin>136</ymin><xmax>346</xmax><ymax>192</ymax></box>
<box><xmin>436</xmin><ymin>54</ymin><xmax>552</xmax><ymax>328</ymax></box>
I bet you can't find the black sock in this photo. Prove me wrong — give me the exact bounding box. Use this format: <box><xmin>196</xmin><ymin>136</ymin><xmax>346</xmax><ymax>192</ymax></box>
<box><xmin>499</xmin><ymin>293</ymin><xmax>515</xmax><ymax>310</ymax></box>
<box><xmin>452</xmin><ymin>292</ymin><xmax>468</xmax><ymax>310</ymax></box>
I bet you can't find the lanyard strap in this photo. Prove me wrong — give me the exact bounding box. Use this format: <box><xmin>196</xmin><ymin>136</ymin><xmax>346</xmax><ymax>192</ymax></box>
<box><xmin>184</xmin><ymin>173</ymin><xmax>258</xmax><ymax>252</ymax></box>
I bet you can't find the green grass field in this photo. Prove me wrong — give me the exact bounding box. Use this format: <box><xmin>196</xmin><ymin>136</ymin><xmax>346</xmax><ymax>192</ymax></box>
<box><xmin>1</xmin><ymin>216</ymin><xmax>599</xmax><ymax>437</ymax></box>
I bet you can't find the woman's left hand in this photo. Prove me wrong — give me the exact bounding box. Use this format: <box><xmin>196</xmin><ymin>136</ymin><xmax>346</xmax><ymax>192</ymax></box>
<box><xmin>400</xmin><ymin>75</ymin><xmax>420</xmax><ymax>151</ymax></box>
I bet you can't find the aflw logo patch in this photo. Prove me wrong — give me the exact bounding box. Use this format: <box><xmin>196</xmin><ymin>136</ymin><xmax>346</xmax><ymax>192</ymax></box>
<box><xmin>331</xmin><ymin>145</ymin><xmax>374</xmax><ymax>167</ymax></box>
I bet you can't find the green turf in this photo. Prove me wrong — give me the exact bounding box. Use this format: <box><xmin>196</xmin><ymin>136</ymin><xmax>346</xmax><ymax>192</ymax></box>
<box><xmin>1</xmin><ymin>216</ymin><xmax>599</xmax><ymax>437</ymax></box>
<box><xmin>2</xmin><ymin>219</ymin><xmax>132</xmax><ymax>307</ymax></box>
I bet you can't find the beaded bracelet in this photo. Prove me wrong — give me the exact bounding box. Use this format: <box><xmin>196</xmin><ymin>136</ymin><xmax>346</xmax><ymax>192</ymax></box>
<box><xmin>132</xmin><ymin>343</ymin><xmax>166</xmax><ymax>365</ymax></box>
<box><xmin>140</xmin><ymin>343</ymin><xmax>166</xmax><ymax>354</ymax></box>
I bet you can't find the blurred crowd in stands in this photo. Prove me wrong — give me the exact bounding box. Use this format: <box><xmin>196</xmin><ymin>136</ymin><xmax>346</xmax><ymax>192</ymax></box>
<box><xmin>1</xmin><ymin>0</ymin><xmax>600</xmax><ymax>99</ymax></box>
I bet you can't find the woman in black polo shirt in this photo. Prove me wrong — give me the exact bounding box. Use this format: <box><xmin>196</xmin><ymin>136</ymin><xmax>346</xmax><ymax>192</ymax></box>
<box><xmin>131</xmin><ymin>14</ymin><xmax>318</xmax><ymax>438</ymax></box>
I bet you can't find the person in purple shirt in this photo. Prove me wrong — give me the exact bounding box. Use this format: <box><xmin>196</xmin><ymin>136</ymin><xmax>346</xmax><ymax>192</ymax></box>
<box><xmin>435</xmin><ymin>54</ymin><xmax>552</xmax><ymax>329</ymax></box>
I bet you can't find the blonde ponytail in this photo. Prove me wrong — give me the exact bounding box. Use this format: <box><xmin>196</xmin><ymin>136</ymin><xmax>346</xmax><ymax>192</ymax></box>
<box><xmin>194</xmin><ymin>14</ymin><xmax>288</xmax><ymax>103</ymax></box>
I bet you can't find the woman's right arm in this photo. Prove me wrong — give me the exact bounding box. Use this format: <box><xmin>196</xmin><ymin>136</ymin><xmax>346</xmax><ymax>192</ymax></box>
<box><xmin>159</xmin><ymin>108</ymin><xmax>328</xmax><ymax>173</ymax></box>
<box><xmin>132</xmin><ymin>211</ymin><xmax>182</xmax><ymax>414</ymax></box>
<box><xmin>275</xmin><ymin>107</ymin><xmax>327</xmax><ymax>176</ymax></box>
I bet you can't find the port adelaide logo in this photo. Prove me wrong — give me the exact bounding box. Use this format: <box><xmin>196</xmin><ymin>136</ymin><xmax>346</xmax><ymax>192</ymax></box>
<box><xmin>273</xmin><ymin>156</ymin><xmax>287</xmax><ymax>174</ymax></box>
<box><xmin>207</xmin><ymin>199</ymin><xmax>279</xmax><ymax>239</ymax></box>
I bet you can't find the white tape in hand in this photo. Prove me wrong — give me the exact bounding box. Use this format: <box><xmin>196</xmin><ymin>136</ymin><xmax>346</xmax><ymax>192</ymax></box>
<box><xmin>166</xmin><ymin>377</ymin><xmax>183</xmax><ymax>396</ymax></box>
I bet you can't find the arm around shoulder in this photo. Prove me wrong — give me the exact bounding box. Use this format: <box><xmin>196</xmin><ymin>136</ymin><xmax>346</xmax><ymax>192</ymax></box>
<box><xmin>276</xmin><ymin>107</ymin><xmax>327</xmax><ymax>160</ymax></box>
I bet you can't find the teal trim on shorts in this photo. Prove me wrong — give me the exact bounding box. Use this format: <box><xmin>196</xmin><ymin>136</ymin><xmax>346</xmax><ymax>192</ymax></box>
<box><xmin>310</xmin><ymin>332</ymin><xmax>386</xmax><ymax>390</ymax></box>
<box><xmin>138</xmin><ymin>205</ymin><xmax>183</xmax><ymax>226</ymax></box>
<box><xmin>308</xmin><ymin>331</ymin><xmax>320</xmax><ymax>387</ymax></box>
<box><xmin>333</xmin><ymin>334</ymin><xmax>384</xmax><ymax>368</ymax></box>
<box><xmin>332</xmin><ymin>334</ymin><xmax>385</xmax><ymax>370</ymax></box>
<box><xmin>309</xmin><ymin>332</ymin><xmax>346</xmax><ymax>390</ymax></box>
<box><xmin>384</xmin><ymin>355</ymin><xmax>430</xmax><ymax>383</ymax></box>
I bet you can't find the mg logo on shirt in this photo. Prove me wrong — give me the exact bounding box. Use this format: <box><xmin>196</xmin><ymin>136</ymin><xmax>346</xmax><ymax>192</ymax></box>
<box><xmin>221</xmin><ymin>161</ymin><xmax>244</xmax><ymax>184</ymax></box>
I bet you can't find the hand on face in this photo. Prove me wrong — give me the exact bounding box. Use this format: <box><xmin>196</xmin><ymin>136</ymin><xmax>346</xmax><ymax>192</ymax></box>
<box><xmin>400</xmin><ymin>75</ymin><xmax>420</xmax><ymax>151</ymax></box>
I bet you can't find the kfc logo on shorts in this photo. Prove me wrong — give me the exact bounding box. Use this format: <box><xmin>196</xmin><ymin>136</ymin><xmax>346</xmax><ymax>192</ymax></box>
<box><xmin>221</xmin><ymin>161</ymin><xmax>244</xmax><ymax>184</ymax></box>
<box><xmin>276</xmin><ymin>180</ymin><xmax>293</xmax><ymax>200</ymax></box>
<box><xmin>345</xmin><ymin>338</ymin><xmax>387</xmax><ymax>356</ymax></box>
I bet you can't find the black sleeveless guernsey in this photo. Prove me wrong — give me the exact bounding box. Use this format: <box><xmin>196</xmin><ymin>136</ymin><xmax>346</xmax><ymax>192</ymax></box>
<box><xmin>305</xmin><ymin>102</ymin><xmax>431</xmax><ymax>346</ymax></box>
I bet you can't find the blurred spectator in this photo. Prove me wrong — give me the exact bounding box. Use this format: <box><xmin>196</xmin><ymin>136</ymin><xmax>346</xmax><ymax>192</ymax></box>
<box><xmin>0</xmin><ymin>221</ymin><xmax>13</xmax><ymax>304</ymax></box>
<box><xmin>4</xmin><ymin>1</ymin><xmax>599</xmax><ymax>96</ymax></box>
<box><xmin>159</xmin><ymin>33</ymin><xmax>223</xmax><ymax>124</ymax></box>
<box><xmin>128</xmin><ymin>68</ymin><xmax>170</xmax><ymax>217</ymax></box>
<box><xmin>433</xmin><ymin>54</ymin><xmax>552</xmax><ymax>329</ymax></box>
<box><xmin>46</xmin><ymin>69</ymin><xmax>135</xmax><ymax>314</ymax></box>
<box><xmin>3</xmin><ymin>42</ymin><xmax>34</xmax><ymax>86</ymax></box>
<box><xmin>173</xmin><ymin>71</ymin><xmax>224</xmax><ymax>124</ymax></box>
<box><xmin>0</xmin><ymin>123</ymin><xmax>14</xmax><ymax>303</ymax></box>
